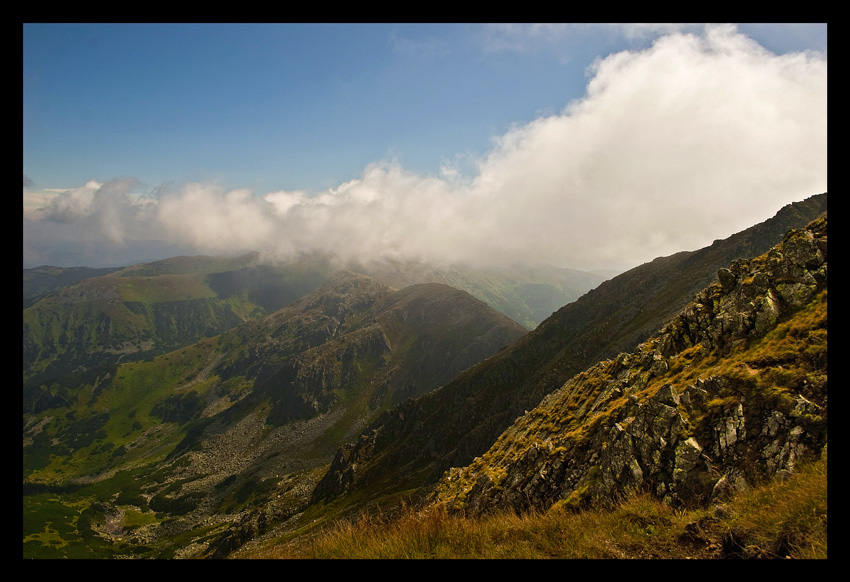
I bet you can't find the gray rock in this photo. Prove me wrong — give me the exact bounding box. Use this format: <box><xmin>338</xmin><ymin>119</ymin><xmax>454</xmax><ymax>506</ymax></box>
<box><xmin>717</xmin><ymin>268</ymin><xmax>737</xmax><ymax>290</ymax></box>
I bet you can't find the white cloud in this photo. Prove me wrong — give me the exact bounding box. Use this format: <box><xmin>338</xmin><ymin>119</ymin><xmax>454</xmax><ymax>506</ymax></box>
<box><xmin>44</xmin><ymin>180</ymin><xmax>102</xmax><ymax>222</ymax></box>
<box><xmin>24</xmin><ymin>26</ymin><xmax>827</xmax><ymax>271</ymax></box>
<box><xmin>455</xmin><ymin>24</ymin><xmax>828</xmax><ymax>268</ymax></box>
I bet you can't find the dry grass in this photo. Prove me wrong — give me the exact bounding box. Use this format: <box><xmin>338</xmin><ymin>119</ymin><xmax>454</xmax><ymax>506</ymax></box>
<box><xmin>719</xmin><ymin>449</ymin><xmax>828</xmax><ymax>559</ymax></box>
<box><xmin>238</xmin><ymin>451</ymin><xmax>826</xmax><ymax>559</ymax></box>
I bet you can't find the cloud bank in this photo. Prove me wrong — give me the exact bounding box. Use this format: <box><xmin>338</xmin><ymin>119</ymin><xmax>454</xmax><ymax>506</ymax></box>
<box><xmin>24</xmin><ymin>25</ymin><xmax>827</xmax><ymax>272</ymax></box>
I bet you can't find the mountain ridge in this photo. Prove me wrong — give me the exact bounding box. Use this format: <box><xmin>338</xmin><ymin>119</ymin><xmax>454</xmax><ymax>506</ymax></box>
<box><xmin>429</xmin><ymin>214</ymin><xmax>827</xmax><ymax>516</ymax></box>
<box><xmin>23</xmin><ymin>252</ymin><xmax>604</xmax><ymax>393</ymax></box>
<box><xmin>348</xmin><ymin>257</ymin><xmax>607</xmax><ymax>330</ymax></box>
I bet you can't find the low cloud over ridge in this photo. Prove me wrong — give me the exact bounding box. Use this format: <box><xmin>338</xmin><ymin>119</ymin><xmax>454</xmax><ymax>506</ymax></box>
<box><xmin>24</xmin><ymin>26</ymin><xmax>827</xmax><ymax>272</ymax></box>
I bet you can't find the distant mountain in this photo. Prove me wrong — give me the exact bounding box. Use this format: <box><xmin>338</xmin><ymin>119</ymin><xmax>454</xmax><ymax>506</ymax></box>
<box><xmin>311</xmin><ymin>193</ymin><xmax>827</xmax><ymax>507</ymax></box>
<box><xmin>349</xmin><ymin>257</ymin><xmax>607</xmax><ymax>330</ymax></box>
<box><xmin>23</xmin><ymin>270</ymin><xmax>527</xmax><ymax>558</ymax></box>
<box><xmin>24</xmin><ymin>265</ymin><xmax>122</xmax><ymax>308</ymax></box>
<box><xmin>23</xmin><ymin>250</ymin><xmax>601</xmax><ymax>392</ymax></box>
<box><xmin>23</xmin><ymin>252</ymin><xmax>338</xmax><ymax>394</ymax></box>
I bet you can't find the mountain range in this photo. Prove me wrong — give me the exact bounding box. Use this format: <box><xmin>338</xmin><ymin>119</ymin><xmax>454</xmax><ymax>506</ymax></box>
<box><xmin>23</xmin><ymin>262</ymin><xmax>527</xmax><ymax>558</ymax></box>
<box><xmin>22</xmin><ymin>192</ymin><xmax>827</xmax><ymax>559</ymax></box>
<box><xmin>24</xmin><ymin>250</ymin><xmax>604</xmax><ymax>392</ymax></box>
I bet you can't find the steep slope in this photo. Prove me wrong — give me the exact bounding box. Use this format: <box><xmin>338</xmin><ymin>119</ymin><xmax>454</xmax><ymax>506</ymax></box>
<box><xmin>430</xmin><ymin>215</ymin><xmax>827</xmax><ymax>515</ymax></box>
<box><xmin>311</xmin><ymin>193</ymin><xmax>827</xmax><ymax>507</ymax></box>
<box><xmin>23</xmin><ymin>271</ymin><xmax>527</xmax><ymax>558</ymax></box>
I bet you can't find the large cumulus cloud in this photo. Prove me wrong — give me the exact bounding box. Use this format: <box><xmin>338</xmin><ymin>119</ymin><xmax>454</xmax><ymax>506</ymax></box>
<box><xmin>24</xmin><ymin>25</ymin><xmax>827</xmax><ymax>271</ymax></box>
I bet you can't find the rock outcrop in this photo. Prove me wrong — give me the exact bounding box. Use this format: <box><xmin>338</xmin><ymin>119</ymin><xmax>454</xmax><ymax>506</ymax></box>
<box><xmin>430</xmin><ymin>215</ymin><xmax>827</xmax><ymax>515</ymax></box>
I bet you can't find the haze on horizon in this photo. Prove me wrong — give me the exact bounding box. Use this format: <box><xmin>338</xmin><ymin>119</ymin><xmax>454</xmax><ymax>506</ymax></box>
<box><xmin>23</xmin><ymin>23</ymin><xmax>827</xmax><ymax>274</ymax></box>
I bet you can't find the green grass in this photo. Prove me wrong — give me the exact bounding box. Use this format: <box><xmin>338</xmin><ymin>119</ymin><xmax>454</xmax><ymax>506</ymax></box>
<box><xmin>23</xmin><ymin>492</ymin><xmax>121</xmax><ymax>559</ymax></box>
<box><xmin>23</xmin><ymin>336</ymin><xmax>220</xmax><ymax>485</ymax></box>
<box><xmin>22</xmin><ymin>464</ymin><xmax>180</xmax><ymax>559</ymax></box>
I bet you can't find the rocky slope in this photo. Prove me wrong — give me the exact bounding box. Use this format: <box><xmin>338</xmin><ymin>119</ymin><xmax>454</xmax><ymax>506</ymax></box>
<box><xmin>310</xmin><ymin>193</ymin><xmax>827</xmax><ymax>506</ymax></box>
<box><xmin>430</xmin><ymin>215</ymin><xmax>827</xmax><ymax>515</ymax></box>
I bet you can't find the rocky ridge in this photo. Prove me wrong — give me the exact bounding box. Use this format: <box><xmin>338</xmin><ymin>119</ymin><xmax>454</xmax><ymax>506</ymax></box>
<box><xmin>429</xmin><ymin>215</ymin><xmax>827</xmax><ymax>515</ymax></box>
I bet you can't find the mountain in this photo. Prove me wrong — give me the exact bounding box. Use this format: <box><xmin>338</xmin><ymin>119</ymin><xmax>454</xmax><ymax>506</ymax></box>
<box><xmin>23</xmin><ymin>252</ymin><xmax>338</xmax><ymax>396</ymax></box>
<box><xmin>24</xmin><ymin>264</ymin><xmax>123</xmax><ymax>308</ymax></box>
<box><xmin>197</xmin><ymin>270</ymin><xmax>529</xmax><ymax>434</ymax></box>
<box><xmin>23</xmin><ymin>270</ymin><xmax>526</xmax><ymax>558</ymax></box>
<box><xmin>23</xmin><ymin>249</ymin><xmax>601</xmax><ymax>393</ymax></box>
<box><xmin>310</xmin><ymin>193</ymin><xmax>827</xmax><ymax>508</ymax></box>
<box><xmin>348</xmin><ymin>257</ymin><xmax>607</xmax><ymax>330</ymax></box>
<box><xmin>430</xmin><ymin>215</ymin><xmax>826</xmax><ymax>516</ymax></box>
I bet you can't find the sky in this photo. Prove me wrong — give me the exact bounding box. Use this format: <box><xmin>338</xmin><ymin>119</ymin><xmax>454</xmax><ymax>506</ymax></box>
<box><xmin>23</xmin><ymin>23</ymin><xmax>828</xmax><ymax>272</ymax></box>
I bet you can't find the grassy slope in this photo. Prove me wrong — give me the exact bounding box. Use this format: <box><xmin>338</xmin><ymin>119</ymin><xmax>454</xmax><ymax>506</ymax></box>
<box><xmin>24</xmin><ymin>270</ymin><xmax>245</xmax><ymax>382</ymax></box>
<box><xmin>24</xmin><ymin>265</ymin><xmax>123</xmax><ymax>308</ymax></box>
<box><xmin>23</xmin><ymin>253</ymin><xmax>341</xmax><ymax>389</ymax></box>
<box><xmin>23</xmin><ymin>336</ymin><xmax>218</xmax><ymax>484</ymax></box>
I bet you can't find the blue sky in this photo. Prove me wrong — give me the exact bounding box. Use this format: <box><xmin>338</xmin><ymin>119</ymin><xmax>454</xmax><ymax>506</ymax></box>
<box><xmin>23</xmin><ymin>23</ymin><xmax>828</xmax><ymax>271</ymax></box>
<box><xmin>22</xmin><ymin>23</ymin><xmax>632</xmax><ymax>191</ymax></box>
